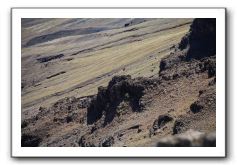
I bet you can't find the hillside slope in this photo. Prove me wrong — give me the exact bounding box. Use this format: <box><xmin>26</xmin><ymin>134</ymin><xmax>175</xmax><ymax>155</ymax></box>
<box><xmin>21</xmin><ymin>18</ymin><xmax>216</xmax><ymax>147</ymax></box>
<box><xmin>21</xmin><ymin>18</ymin><xmax>192</xmax><ymax>118</ymax></box>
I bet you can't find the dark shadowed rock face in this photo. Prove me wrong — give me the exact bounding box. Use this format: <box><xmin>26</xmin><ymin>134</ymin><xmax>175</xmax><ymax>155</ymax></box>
<box><xmin>87</xmin><ymin>75</ymin><xmax>157</xmax><ymax>125</ymax></box>
<box><xmin>159</xmin><ymin>18</ymin><xmax>216</xmax><ymax>74</ymax></box>
<box><xmin>183</xmin><ymin>18</ymin><xmax>216</xmax><ymax>60</ymax></box>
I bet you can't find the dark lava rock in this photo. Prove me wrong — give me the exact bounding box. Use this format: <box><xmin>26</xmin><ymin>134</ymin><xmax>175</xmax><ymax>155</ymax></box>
<box><xmin>161</xmin><ymin>18</ymin><xmax>216</xmax><ymax>72</ymax></box>
<box><xmin>153</xmin><ymin>114</ymin><xmax>173</xmax><ymax>131</ymax></box>
<box><xmin>87</xmin><ymin>75</ymin><xmax>156</xmax><ymax>125</ymax></box>
<box><xmin>100</xmin><ymin>136</ymin><xmax>114</xmax><ymax>147</ymax></box>
<box><xmin>21</xmin><ymin>134</ymin><xmax>42</xmax><ymax>147</ymax></box>
<box><xmin>159</xmin><ymin>18</ymin><xmax>216</xmax><ymax>79</ymax></box>
<box><xmin>173</xmin><ymin>120</ymin><xmax>186</xmax><ymax>135</ymax></box>
<box><xmin>185</xmin><ymin>18</ymin><xmax>216</xmax><ymax>60</ymax></box>
<box><xmin>190</xmin><ymin>101</ymin><xmax>203</xmax><ymax>113</ymax></box>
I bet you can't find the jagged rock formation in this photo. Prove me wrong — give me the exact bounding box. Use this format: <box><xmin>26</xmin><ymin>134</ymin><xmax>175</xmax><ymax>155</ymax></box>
<box><xmin>181</xmin><ymin>18</ymin><xmax>216</xmax><ymax>60</ymax></box>
<box><xmin>159</xmin><ymin>18</ymin><xmax>216</xmax><ymax>72</ymax></box>
<box><xmin>87</xmin><ymin>75</ymin><xmax>158</xmax><ymax>125</ymax></box>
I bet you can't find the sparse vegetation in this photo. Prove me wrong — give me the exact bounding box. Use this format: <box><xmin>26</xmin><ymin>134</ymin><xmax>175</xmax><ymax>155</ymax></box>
<box><xmin>21</xmin><ymin>18</ymin><xmax>216</xmax><ymax>147</ymax></box>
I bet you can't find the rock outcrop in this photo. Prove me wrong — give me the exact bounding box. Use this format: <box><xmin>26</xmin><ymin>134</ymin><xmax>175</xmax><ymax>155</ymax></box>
<box><xmin>87</xmin><ymin>75</ymin><xmax>158</xmax><ymax>125</ymax></box>
<box><xmin>159</xmin><ymin>18</ymin><xmax>216</xmax><ymax>74</ymax></box>
<box><xmin>183</xmin><ymin>18</ymin><xmax>216</xmax><ymax>60</ymax></box>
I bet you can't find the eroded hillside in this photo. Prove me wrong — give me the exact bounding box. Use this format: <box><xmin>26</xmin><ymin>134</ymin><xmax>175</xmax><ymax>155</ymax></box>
<box><xmin>21</xmin><ymin>18</ymin><xmax>192</xmax><ymax>117</ymax></box>
<box><xmin>21</xmin><ymin>18</ymin><xmax>216</xmax><ymax>147</ymax></box>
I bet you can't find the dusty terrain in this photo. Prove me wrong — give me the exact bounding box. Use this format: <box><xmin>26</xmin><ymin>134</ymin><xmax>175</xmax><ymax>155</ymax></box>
<box><xmin>21</xmin><ymin>18</ymin><xmax>216</xmax><ymax>147</ymax></box>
